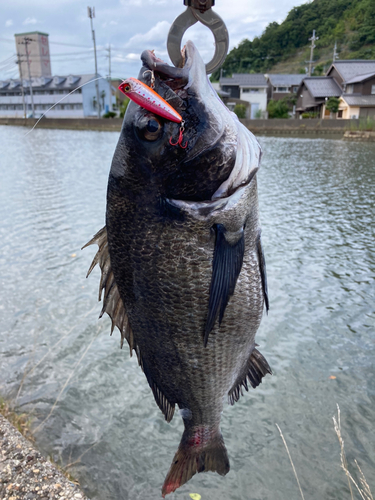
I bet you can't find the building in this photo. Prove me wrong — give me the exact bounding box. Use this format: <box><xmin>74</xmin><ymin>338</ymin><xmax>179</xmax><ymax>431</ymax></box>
<box><xmin>266</xmin><ymin>74</ymin><xmax>304</xmax><ymax>101</ymax></box>
<box><xmin>295</xmin><ymin>77</ymin><xmax>342</xmax><ymax>118</ymax></box>
<box><xmin>219</xmin><ymin>74</ymin><xmax>268</xmax><ymax>118</ymax></box>
<box><xmin>15</xmin><ymin>31</ymin><xmax>52</xmax><ymax>78</ymax></box>
<box><xmin>0</xmin><ymin>74</ymin><xmax>114</xmax><ymax>118</ymax></box>
<box><xmin>325</xmin><ymin>60</ymin><xmax>375</xmax><ymax>119</ymax></box>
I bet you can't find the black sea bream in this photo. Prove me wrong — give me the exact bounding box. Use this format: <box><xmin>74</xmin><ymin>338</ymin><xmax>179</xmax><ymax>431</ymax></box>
<box><xmin>85</xmin><ymin>41</ymin><xmax>271</xmax><ymax>496</ymax></box>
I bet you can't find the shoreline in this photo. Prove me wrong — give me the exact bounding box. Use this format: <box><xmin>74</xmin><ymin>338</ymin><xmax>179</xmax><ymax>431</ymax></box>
<box><xmin>1</xmin><ymin>117</ymin><xmax>374</xmax><ymax>140</ymax></box>
<box><xmin>0</xmin><ymin>408</ymin><xmax>89</xmax><ymax>500</ymax></box>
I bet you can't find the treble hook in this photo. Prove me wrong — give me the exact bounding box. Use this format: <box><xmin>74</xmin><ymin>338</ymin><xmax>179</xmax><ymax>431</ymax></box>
<box><xmin>143</xmin><ymin>69</ymin><xmax>155</xmax><ymax>89</ymax></box>
<box><xmin>169</xmin><ymin>121</ymin><xmax>188</xmax><ymax>149</ymax></box>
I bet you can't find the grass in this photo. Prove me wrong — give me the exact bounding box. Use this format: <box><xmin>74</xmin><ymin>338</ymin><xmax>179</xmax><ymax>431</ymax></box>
<box><xmin>0</xmin><ymin>396</ymin><xmax>34</xmax><ymax>443</ymax></box>
<box><xmin>348</xmin><ymin>117</ymin><xmax>375</xmax><ymax>132</ymax></box>
<box><xmin>277</xmin><ymin>405</ymin><xmax>373</xmax><ymax>500</ymax></box>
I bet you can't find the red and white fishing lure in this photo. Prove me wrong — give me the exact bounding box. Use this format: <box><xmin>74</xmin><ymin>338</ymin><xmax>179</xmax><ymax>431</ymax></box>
<box><xmin>118</xmin><ymin>77</ymin><xmax>187</xmax><ymax>148</ymax></box>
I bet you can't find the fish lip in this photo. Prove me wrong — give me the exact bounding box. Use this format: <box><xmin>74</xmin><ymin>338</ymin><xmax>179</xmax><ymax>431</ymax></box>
<box><xmin>141</xmin><ymin>42</ymin><xmax>196</xmax><ymax>89</ymax></box>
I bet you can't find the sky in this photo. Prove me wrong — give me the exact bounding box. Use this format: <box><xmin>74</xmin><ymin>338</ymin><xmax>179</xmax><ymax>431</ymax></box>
<box><xmin>0</xmin><ymin>0</ymin><xmax>306</xmax><ymax>81</ymax></box>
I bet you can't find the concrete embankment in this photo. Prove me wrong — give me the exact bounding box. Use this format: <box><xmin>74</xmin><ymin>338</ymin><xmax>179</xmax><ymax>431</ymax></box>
<box><xmin>0</xmin><ymin>414</ymin><xmax>89</xmax><ymax>500</ymax></box>
<box><xmin>343</xmin><ymin>130</ymin><xmax>375</xmax><ymax>141</ymax></box>
<box><xmin>1</xmin><ymin>117</ymin><xmax>374</xmax><ymax>140</ymax></box>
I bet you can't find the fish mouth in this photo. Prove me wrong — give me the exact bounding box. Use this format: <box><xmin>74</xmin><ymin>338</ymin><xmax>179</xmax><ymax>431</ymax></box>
<box><xmin>140</xmin><ymin>41</ymin><xmax>200</xmax><ymax>90</ymax></box>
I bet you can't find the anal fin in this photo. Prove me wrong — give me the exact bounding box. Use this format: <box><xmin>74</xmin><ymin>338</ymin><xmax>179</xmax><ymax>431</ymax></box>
<box><xmin>228</xmin><ymin>347</ymin><xmax>272</xmax><ymax>405</ymax></box>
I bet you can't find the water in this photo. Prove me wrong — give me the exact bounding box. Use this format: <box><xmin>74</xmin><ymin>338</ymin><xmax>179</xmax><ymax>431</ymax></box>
<box><xmin>0</xmin><ymin>125</ymin><xmax>374</xmax><ymax>500</ymax></box>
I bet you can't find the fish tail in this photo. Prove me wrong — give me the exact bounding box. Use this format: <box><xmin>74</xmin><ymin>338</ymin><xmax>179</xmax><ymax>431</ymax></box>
<box><xmin>161</xmin><ymin>425</ymin><xmax>230</xmax><ymax>497</ymax></box>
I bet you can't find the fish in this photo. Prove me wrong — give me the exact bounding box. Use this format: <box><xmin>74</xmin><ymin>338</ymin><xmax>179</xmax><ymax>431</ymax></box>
<box><xmin>84</xmin><ymin>40</ymin><xmax>271</xmax><ymax>496</ymax></box>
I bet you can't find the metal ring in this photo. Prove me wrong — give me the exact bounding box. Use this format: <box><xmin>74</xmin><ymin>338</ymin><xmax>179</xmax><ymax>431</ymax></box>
<box><xmin>167</xmin><ymin>7</ymin><xmax>229</xmax><ymax>75</ymax></box>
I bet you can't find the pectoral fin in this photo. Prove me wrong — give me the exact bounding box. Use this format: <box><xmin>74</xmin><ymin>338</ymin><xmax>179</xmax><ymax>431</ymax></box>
<box><xmin>204</xmin><ymin>224</ymin><xmax>244</xmax><ymax>347</ymax></box>
<box><xmin>256</xmin><ymin>232</ymin><xmax>269</xmax><ymax>312</ymax></box>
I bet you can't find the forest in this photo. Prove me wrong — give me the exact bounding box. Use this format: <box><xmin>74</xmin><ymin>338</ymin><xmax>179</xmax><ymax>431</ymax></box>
<box><xmin>212</xmin><ymin>0</ymin><xmax>375</xmax><ymax>79</ymax></box>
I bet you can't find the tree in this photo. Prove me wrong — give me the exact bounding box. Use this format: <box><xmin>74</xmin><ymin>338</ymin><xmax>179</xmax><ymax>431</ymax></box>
<box><xmin>233</xmin><ymin>104</ymin><xmax>247</xmax><ymax>119</ymax></box>
<box><xmin>325</xmin><ymin>96</ymin><xmax>340</xmax><ymax>114</ymax></box>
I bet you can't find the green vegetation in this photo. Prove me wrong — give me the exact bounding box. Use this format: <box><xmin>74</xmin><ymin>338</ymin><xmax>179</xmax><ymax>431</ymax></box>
<box><xmin>119</xmin><ymin>98</ymin><xmax>130</xmax><ymax>118</ymax></box>
<box><xmin>349</xmin><ymin>116</ymin><xmax>375</xmax><ymax>130</ymax></box>
<box><xmin>233</xmin><ymin>104</ymin><xmax>247</xmax><ymax>119</ymax></box>
<box><xmin>267</xmin><ymin>99</ymin><xmax>289</xmax><ymax>118</ymax></box>
<box><xmin>0</xmin><ymin>396</ymin><xmax>34</xmax><ymax>442</ymax></box>
<box><xmin>212</xmin><ymin>0</ymin><xmax>375</xmax><ymax>80</ymax></box>
<box><xmin>267</xmin><ymin>94</ymin><xmax>297</xmax><ymax>118</ymax></box>
<box><xmin>325</xmin><ymin>96</ymin><xmax>340</xmax><ymax>113</ymax></box>
<box><xmin>103</xmin><ymin>111</ymin><xmax>117</xmax><ymax>119</ymax></box>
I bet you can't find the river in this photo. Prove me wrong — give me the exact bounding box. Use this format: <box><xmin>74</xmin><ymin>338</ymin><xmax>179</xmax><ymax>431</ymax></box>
<box><xmin>0</xmin><ymin>125</ymin><xmax>374</xmax><ymax>500</ymax></box>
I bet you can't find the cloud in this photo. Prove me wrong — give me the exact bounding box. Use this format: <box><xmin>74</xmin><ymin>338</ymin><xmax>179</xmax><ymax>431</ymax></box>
<box><xmin>5</xmin><ymin>19</ymin><xmax>13</xmax><ymax>27</ymax></box>
<box><xmin>124</xmin><ymin>20</ymin><xmax>171</xmax><ymax>49</ymax></box>
<box><xmin>109</xmin><ymin>20</ymin><xmax>118</xmax><ymax>25</ymax></box>
<box><xmin>23</xmin><ymin>17</ymin><xmax>38</xmax><ymax>25</ymax></box>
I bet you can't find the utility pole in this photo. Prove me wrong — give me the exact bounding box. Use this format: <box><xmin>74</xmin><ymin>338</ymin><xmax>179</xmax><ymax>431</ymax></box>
<box><xmin>308</xmin><ymin>30</ymin><xmax>319</xmax><ymax>77</ymax></box>
<box><xmin>333</xmin><ymin>41</ymin><xmax>339</xmax><ymax>62</ymax></box>
<box><xmin>88</xmin><ymin>6</ymin><xmax>101</xmax><ymax>118</ymax></box>
<box><xmin>19</xmin><ymin>37</ymin><xmax>35</xmax><ymax>118</ymax></box>
<box><xmin>106</xmin><ymin>45</ymin><xmax>112</xmax><ymax>111</ymax></box>
<box><xmin>16</xmin><ymin>53</ymin><xmax>26</xmax><ymax>119</ymax></box>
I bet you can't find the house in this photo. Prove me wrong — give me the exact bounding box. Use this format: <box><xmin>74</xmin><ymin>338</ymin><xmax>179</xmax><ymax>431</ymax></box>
<box><xmin>325</xmin><ymin>61</ymin><xmax>375</xmax><ymax>119</ymax></box>
<box><xmin>219</xmin><ymin>74</ymin><xmax>268</xmax><ymax>118</ymax></box>
<box><xmin>295</xmin><ymin>77</ymin><xmax>342</xmax><ymax>118</ymax></box>
<box><xmin>266</xmin><ymin>74</ymin><xmax>304</xmax><ymax>102</ymax></box>
<box><xmin>0</xmin><ymin>74</ymin><xmax>114</xmax><ymax>119</ymax></box>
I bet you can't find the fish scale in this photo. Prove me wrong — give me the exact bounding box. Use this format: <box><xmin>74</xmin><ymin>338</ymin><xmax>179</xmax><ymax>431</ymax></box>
<box><xmin>85</xmin><ymin>40</ymin><xmax>271</xmax><ymax>496</ymax></box>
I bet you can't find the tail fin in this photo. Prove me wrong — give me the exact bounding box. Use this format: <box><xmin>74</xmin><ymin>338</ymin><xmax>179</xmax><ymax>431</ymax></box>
<box><xmin>162</xmin><ymin>426</ymin><xmax>230</xmax><ymax>497</ymax></box>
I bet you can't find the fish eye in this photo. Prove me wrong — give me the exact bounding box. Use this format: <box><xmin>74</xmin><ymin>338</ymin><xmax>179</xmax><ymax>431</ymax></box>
<box><xmin>136</xmin><ymin>114</ymin><xmax>163</xmax><ymax>141</ymax></box>
<box><xmin>124</xmin><ymin>85</ymin><xmax>130</xmax><ymax>92</ymax></box>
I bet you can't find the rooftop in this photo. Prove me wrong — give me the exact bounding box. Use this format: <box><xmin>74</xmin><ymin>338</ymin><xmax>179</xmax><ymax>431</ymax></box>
<box><xmin>345</xmin><ymin>71</ymin><xmax>375</xmax><ymax>84</ymax></box>
<box><xmin>329</xmin><ymin>60</ymin><xmax>375</xmax><ymax>83</ymax></box>
<box><xmin>303</xmin><ymin>77</ymin><xmax>342</xmax><ymax>98</ymax></box>
<box><xmin>14</xmin><ymin>31</ymin><xmax>49</xmax><ymax>37</ymax></box>
<box><xmin>267</xmin><ymin>74</ymin><xmax>304</xmax><ymax>86</ymax></box>
<box><xmin>220</xmin><ymin>73</ymin><xmax>267</xmax><ymax>87</ymax></box>
<box><xmin>342</xmin><ymin>94</ymin><xmax>375</xmax><ymax>107</ymax></box>
<box><xmin>0</xmin><ymin>74</ymin><xmax>97</xmax><ymax>91</ymax></box>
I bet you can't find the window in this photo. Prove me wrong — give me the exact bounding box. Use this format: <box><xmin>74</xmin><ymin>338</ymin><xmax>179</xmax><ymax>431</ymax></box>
<box><xmin>371</xmin><ymin>85</ymin><xmax>375</xmax><ymax>95</ymax></box>
<box><xmin>337</xmin><ymin>110</ymin><xmax>343</xmax><ymax>118</ymax></box>
<box><xmin>276</xmin><ymin>87</ymin><xmax>288</xmax><ymax>92</ymax></box>
<box><xmin>347</xmin><ymin>84</ymin><xmax>353</xmax><ymax>94</ymax></box>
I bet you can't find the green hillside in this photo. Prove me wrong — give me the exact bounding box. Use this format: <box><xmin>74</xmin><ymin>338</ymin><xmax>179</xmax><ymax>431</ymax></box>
<box><xmin>212</xmin><ymin>0</ymin><xmax>375</xmax><ymax>79</ymax></box>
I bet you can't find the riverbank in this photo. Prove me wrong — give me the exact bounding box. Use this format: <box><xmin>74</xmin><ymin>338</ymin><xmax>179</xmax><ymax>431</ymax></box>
<box><xmin>0</xmin><ymin>409</ymin><xmax>89</xmax><ymax>500</ymax></box>
<box><xmin>1</xmin><ymin>116</ymin><xmax>371</xmax><ymax>138</ymax></box>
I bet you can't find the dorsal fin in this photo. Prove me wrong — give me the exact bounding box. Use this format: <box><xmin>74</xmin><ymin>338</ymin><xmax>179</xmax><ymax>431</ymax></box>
<box><xmin>83</xmin><ymin>227</ymin><xmax>175</xmax><ymax>422</ymax></box>
<box><xmin>83</xmin><ymin>227</ymin><xmax>136</xmax><ymax>354</ymax></box>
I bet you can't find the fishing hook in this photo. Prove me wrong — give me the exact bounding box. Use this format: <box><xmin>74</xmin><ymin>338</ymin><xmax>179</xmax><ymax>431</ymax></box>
<box><xmin>143</xmin><ymin>69</ymin><xmax>155</xmax><ymax>89</ymax></box>
<box><xmin>169</xmin><ymin>121</ymin><xmax>188</xmax><ymax>149</ymax></box>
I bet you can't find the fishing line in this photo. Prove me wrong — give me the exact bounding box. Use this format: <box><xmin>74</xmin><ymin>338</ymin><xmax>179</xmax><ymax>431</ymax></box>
<box><xmin>24</xmin><ymin>76</ymin><xmax>106</xmax><ymax>136</ymax></box>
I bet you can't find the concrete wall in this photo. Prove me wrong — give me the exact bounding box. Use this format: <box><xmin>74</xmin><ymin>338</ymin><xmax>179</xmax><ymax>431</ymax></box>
<box><xmin>0</xmin><ymin>117</ymin><xmax>361</xmax><ymax>134</ymax></box>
